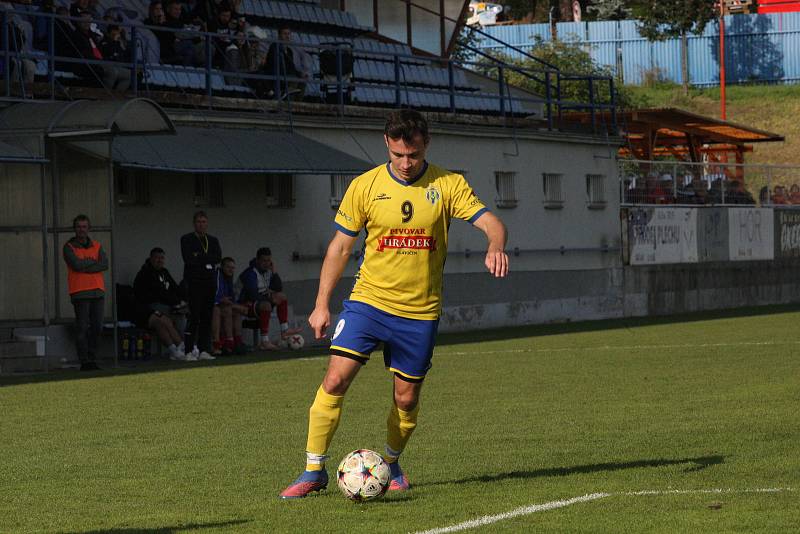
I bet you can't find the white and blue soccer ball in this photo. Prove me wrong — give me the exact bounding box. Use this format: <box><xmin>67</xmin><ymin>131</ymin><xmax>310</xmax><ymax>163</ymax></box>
<box><xmin>336</xmin><ymin>449</ymin><xmax>391</xmax><ymax>502</ymax></box>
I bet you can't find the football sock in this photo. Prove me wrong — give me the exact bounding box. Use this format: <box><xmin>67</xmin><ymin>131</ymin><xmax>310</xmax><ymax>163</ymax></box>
<box><xmin>258</xmin><ymin>309</ymin><xmax>270</xmax><ymax>335</ymax></box>
<box><xmin>234</xmin><ymin>335</ymin><xmax>243</xmax><ymax>346</ymax></box>
<box><xmin>168</xmin><ymin>343</ymin><xmax>179</xmax><ymax>356</ymax></box>
<box><xmin>385</xmin><ymin>403</ymin><xmax>419</xmax><ymax>463</ymax></box>
<box><xmin>177</xmin><ymin>341</ymin><xmax>185</xmax><ymax>353</ymax></box>
<box><xmin>212</xmin><ymin>340</ymin><xmax>222</xmax><ymax>351</ymax></box>
<box><xmin>277</xmin><ymin>300</ymin><xmax>289</xmax><ymax>324</ymax></box>
<box><xmin>305</xmin><ymin>385</ymin><xmax>344</xmax><ymax>471</ymax></box>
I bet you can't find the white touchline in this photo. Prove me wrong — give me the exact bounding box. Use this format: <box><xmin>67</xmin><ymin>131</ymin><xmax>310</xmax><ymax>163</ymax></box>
<box><xmin>437</xmin><ymin>339</ymin><xmax>800</xmax><ymax>357</ymax></box>
<box><xmin>412</xmin><ymin>488</ymin><xmax>795</xmax><ymax>534</ymax></box>
<box><xmin>412</xmin><ymin>493</ymin><xmax>610</xmax><ymax>534</ymax></box>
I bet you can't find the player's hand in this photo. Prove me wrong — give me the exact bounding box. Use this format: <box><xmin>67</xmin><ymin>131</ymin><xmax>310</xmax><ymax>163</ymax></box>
<box><xmin>308</xmin><ymin>306</ymin><xmax>331</xmax><ymax>340</ymax></box>
<box><xmin>485</xmin><ymin>248</ymin><xmax>509</xmax><ymax>278</ymax></box>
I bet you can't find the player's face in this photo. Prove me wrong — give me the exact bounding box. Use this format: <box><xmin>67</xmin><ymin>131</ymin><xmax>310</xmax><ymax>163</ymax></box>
<box><xmin>150</xmin><ymin>252</ymin><xmax>165</xmax><ymax>270</ymax></box>
<box><xmin>385</xmin><ymin>134</ymin><xmax>428</xmax><ymax>182</ymax></box>
<box><xmin>222</xmin><ymin>260</ymin><xmax>235</xmax><ymax>277</ymax></box>
<box><xmin>256</xmin><ymin>255</ymin><xmax>271</xmax><ymax>271</ymax></box>
<box><xmin>194</xmin><ymin>216</ymin><xmax>208</xmax><ymax>235</ymax></box>
<box><xmin>74</xmin><ymin>220</ymin><xmax>90</xmax><ymax>240</ymax></box>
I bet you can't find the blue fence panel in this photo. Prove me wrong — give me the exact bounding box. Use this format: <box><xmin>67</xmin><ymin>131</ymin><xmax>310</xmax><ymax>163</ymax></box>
<box><xmin>480</xmin><ymin>13</ymin><xmax>800</xmax><ymax>87</ymax></box>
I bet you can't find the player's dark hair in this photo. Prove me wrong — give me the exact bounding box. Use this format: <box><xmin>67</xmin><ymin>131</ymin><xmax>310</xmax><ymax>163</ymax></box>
<box><xmin>256</xmin><ymin>247</ymin><xmax>272</xmax><ymax>258</ymax></box>
<box><xmin>222</xmin><ymin>256</ymin><xmax>235</xmax><ymax>266</ymax></box>
<box><xmin>149</xmin><ymin>247</ymin><xmax>165</xmax><ymax>257</ymax></box>
<box><xmin>193</xmin><ymin>210</ymin><xmax>208</xmax><ymax>222</ymax></box>
<box><xmin>72</xmin><ymin>214</ymin><xmax>90</xmax><ymax>229</ymax></box>
<box><xmin>384</xmin><ymin>109</ymin><xmax>429</xmax><ymax>144</ymax></box>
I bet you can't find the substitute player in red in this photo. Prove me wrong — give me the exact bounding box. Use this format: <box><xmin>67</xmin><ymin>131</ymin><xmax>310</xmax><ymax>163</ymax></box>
<box><xmin>280</xmin><ymin>109</ymin><xmax>509</xmax><ymax>498</ymax></box>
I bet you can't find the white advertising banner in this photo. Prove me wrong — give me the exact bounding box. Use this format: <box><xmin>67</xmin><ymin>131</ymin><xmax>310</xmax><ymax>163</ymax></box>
<box><xmin>629</xmin><ymin>207</ymin><xmax>698</xmax><ymax>265</ymax></box>
<box><xmin>728</xmin><ymin>207</ymin><xmax>774</xmax><ymax>261</ymax></box>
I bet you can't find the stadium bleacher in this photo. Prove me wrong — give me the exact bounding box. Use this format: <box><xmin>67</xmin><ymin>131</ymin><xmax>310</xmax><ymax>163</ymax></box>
<box><xmin>5</xmin><ymin>0</ymin><xmax>543</xmax><ymax>116</ymax></box>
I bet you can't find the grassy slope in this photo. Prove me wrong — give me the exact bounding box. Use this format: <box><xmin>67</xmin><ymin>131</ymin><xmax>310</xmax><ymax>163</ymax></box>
<box><xmin>1</xmin><ymin>308</ymin><xmax>799</xmax><ymax>533</ymax></box>
<box><xmin>626</xmin><ymin>84</ymin><xmax>800</xmax><ymax>169</ymax></box>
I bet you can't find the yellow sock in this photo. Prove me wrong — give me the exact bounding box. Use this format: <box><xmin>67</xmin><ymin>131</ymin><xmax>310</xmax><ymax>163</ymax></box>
<box><xmin>385</xmin><ymin>403</ymin><xmax>419</xmax><ymax>463</ymax></box>
<box><xmin>305</xmin><ymin>385</ymin><xmax>344</xmax><ymax>471</ymax></box>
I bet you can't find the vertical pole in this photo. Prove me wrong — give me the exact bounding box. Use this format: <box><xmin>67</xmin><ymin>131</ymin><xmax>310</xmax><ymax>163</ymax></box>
<box><xmin>673</xmin><ymin>162</ymin><xmax>678</xmax><ymax>202</ymax></box>
<box><xmin>40</xmin><ymin>162</ymin><xmax>50</xmax><ymax>372</ymax></box>
<box><xmin>556</xmin><ymin>72</ymin><xmax>562</xmax><ymax>127</ymax></box>
<box><xmin>394</xmin><ymin>54</ymin><xmax>401</xmax><ymax>107</ymax></box>
<box><xmin>3</xmin><ymin>11</ymin><xmax>10</xmax><ymax>98</ymax></box>
<box><xmin>107</xmin><ymin>141</ymin><xmax>118</xmax><ymax>368</ymax></box>
<box><xmin>498</xmin><ymin>66</ymin><xmax>505</xmax><ymax>116</ymax></box>
<box><xmin>336</xmin><ymin>46</ymin><xmax>343</xmax><ymax>112</ymax></box>
<box><xmin>588</xmin><ymin>78</ymin><xmax>595</xmax><ymax>133</ymax></box>
<box><xmin>51</xmin><ymin>143</ymin><xmax>61</xmax><ymax>320</ymax></box>
<box><xmin>205</xmin><ymin>34</ymin><xmax>212</xmax><ymax>108</ymax></box>
<box><xmin>48</xmin><ymin>15</ymin><xmax>55</xmax><ymax>98</ymax></box>
<box><xmin>448</xmin><ymin>60</ymin><xmax>455</xmax><ymax>113</ymax></box>
<box><xmin>130</xmin><ymin>25</ymin><xmax>139</xmax><ymax>96</ymax></box>
<box><xmin>273</xmin><ymin>40</ymin><xmax>281</xmax><ymax>102</ymax></box>
<box><xmin>609</xmin><ymin>78</ymin><xmax>617</xmax><ymax>132</ymax></box>
<box><xmin>766</xmin><ymin>166</ymin><xmax>772</xmax><ymax>206</ymax></box>
<box><xmin>545</xmin><ymin>70</ymin><xmax>552</xmax><ymax>130</ymax></box>
<box><xmin>719</xmin><ymin>7</ymin><xmax>726</xmax><ymax>120</ymax></box>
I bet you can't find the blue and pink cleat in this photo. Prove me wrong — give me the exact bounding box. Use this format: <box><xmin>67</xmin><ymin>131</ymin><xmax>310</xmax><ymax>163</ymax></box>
<box><xmin>279</xmin><ymin>469</ymin><xmax>329</xmax><ymax>499</ymax></box>
<box><xmin>387</xmin><ymin>461</ymin><xmax>410</xmax><ymax>491</ymax></box>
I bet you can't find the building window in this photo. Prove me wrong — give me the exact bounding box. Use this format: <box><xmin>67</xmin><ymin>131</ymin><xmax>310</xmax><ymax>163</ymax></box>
<box><xmin>494</xmin><ymin>171</ymin><xmax>517</xmax><ymax>208</ymax></box>
<box><xmin>330</xmin><ymin>174</ymin><xmax>355</xmax><ymax>209</ymax></box>
<box><xmin>542</xmin><ymin>173</ymin><xmax>564</xmax><ymax>209</ymax></box>
<box><xmin>265</xmin><ymin>173</ymin><xmax>295</xmax><ymax>208</ymax></box>
<box><xmin>115</xmin><ymin>167</ymin><xmax>149</xmax><ymax>206</ymax></box>
<box><xmin>194</xmin><ymin>174</ymin><xmax>224</xmax><ymax>208</ymax></box>
<box><xmin>586</xmin><ymin>174</ymin><xmax>607</xmax><ymax>209</ymax></box>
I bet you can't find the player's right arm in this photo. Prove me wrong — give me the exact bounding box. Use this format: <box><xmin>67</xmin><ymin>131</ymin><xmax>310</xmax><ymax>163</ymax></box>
<box><xmin>308</xmin><ymin>231</ymin><xmax>358</xmax><ymax>339</ymax></box>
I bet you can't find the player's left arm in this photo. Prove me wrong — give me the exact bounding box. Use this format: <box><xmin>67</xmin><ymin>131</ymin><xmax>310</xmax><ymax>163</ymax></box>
<box><xmin>472</xmin><ymin>211</ymin><xmax>509</xmax><ymax>278</ymax></box>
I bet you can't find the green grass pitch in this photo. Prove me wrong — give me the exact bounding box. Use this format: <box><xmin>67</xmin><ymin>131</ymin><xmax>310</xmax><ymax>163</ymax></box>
<box><xmin>1</xmin><ymin>306</ymin><xmax>798</xmax><ymax>533</ymax></box>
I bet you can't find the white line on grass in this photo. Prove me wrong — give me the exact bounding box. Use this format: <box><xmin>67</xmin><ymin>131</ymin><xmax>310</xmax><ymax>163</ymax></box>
<box><xmin>412</xmin><ymin>487</ymin><xmax>794</xmax><ymax>534</ymax></box>
<box><xmin>438</xmin><ymin>339</ymin><xmax>800</xmax><ymax>357</ymax></box>
<box><xmin>412</xmin><ymin>493</ymin><xmax>610</xmax><ymax>534</ymax></box>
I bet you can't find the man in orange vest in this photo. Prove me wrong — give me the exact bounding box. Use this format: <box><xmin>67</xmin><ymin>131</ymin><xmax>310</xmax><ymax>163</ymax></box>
<box><xmin>63</xmin><ymin>214</ymin><xmax>108</xmax><ymax>371</ymax></box>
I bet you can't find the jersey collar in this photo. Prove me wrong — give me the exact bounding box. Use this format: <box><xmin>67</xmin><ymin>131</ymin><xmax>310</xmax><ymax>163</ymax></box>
<box><xmin>386</xmin><ymin>161</ymin><xmax>428</xmax><ymax>186</ymax></box>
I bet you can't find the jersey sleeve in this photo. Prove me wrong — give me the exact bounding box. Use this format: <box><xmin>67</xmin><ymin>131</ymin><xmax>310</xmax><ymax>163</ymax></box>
<box><xmin>449</xmin><ymin>173</ymin><xmax>488</xmax><ymax>224</ymax></box>
<box><xmin>333</xmin><ymin>177</ymin><xmax>366</xmax><ymax>236</ymax></box>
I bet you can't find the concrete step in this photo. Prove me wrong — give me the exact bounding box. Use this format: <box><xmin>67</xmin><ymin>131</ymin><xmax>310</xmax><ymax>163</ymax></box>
<box><xmin>0</xmin><ymin>340</ymin><xmax>44</xmax><ymax>374</ymax></box>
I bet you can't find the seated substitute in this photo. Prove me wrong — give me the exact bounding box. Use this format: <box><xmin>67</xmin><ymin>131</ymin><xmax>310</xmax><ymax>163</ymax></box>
<box><xmin>238</xmin><ymin>247</ymin><xmax>301</xmax><ymax>350</ymax></box>
<box><xmin>212</xmin><ymin>257</ymin><xmax>249</xmax><ymax>356</ymax></box>
<box><xmin>133</xmin><ymin>247</ymin><xmax>189</xmax><ymax>361</ymax></box>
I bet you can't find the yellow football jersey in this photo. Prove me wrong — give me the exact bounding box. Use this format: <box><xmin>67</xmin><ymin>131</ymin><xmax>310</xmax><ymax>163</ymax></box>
<box><xmin>334</xmin><ymin>162</ymin><xmax>488</xmax><ymax>319</ymax></box>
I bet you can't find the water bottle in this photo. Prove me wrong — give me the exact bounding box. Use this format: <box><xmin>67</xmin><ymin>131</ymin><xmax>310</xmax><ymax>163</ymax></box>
<box><xmin>121</xmin><ymin>333</ymin><xmax>130</xmax><ymax>361</ymax></box>
<box><xmin>135</xmin><ymin>335</ymin><xmax>144</xmax><ymax>360</ymax></box>
<box><xmin>142</xmin><ymin>333</ymin><xmax>151</xmax><ymax>360</ymax></box>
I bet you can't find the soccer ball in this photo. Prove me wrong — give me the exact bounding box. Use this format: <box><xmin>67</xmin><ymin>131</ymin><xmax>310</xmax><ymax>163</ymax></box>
<box><xmin>287</xmin><ymin>334</ymin><xmax>304</xmax><ymax>350</ymax></box>
<box><xmin>336</xmin><ymin>449</ymin><xmax>391</xmax><ymax>502</ymax></box>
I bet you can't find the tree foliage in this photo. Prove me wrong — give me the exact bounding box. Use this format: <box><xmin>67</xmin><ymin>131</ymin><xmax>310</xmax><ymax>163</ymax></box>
<box><xmin>587</xmin><ymin>0</ymin><xmax>632</xmax><ymax>21</ymax></box>
<box><xmin>635</xmin><ymin>0</ymin><xmax>716</xmax><ymax>40</ymax></box>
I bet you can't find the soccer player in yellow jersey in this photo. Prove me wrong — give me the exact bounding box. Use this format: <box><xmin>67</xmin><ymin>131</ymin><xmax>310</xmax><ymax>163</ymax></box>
<box><xmin>280</xmin><ymin>109</ymin><xmax>509</xmax><ymax>498</ymax></box>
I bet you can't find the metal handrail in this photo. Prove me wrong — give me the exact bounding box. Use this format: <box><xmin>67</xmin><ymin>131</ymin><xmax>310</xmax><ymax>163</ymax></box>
<box><xmin>0</xmin><ymin>8</ymin><xmax>617</xmax><ymax>130</ymax></box>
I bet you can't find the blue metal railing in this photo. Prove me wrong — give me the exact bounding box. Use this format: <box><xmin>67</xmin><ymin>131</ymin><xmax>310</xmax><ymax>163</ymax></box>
<box><xmin>0</xmin><ymin>9</ymin><xmax>617</xmax><ymax>132</ymax></box>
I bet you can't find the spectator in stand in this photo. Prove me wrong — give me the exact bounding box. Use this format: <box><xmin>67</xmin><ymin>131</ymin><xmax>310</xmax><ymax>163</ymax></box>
<box><xmin>181</xmin><ymin>210</ymin><xmax>221</xmax><ymax>361</ymax></box>
<box><xmin>211</xmin><ymin>257</ymin><xmax>248</xmax><ymax>356</ymax></box>
<box><xmin>772</xmin><ymin>185</ymin><xmax>789</xmax><ymax>205</ymax></box>
<box><xmin>645</xmin><ymin>173</ymin><xmax>668</xmax><ymax>204</ymax></box>
<box><xmin>207</xmin><ymin>4</ymin><xmax>237</xmax><ymax>69</ymax></box>
<box><xmin>727</xmin><ymin>180</ymin><xmax>755</xmax><ymax>205</ymax></box>
<box><xmin>70</xmin><ymin>0</ymin><xmax>89</xmax><ymax>17</ymax></box>
<box><xmin>259</xmin><ymin>25</ymin><xmax>312</xmax><ymax>100</ymax></box>
<box><xmin>99</xmin><ymin>24</ymin><xmax>131</xmax><ymax>91</ymax></box>
<box><xmin>2</xmin><ymin>10</ymin><xmax>36</xmax><ymax>92</ymax></box>
<box><xmin>759</xmin><ymin>186</ymin><xmax>770</xmax><ymax>206</ymax></box>
<box><xmin>691</xmin><ymin>176</ymin><xmax>709</xmax><ymax>205</ymax></box>
<box><xmin>238</xmin><ymin>247</ymin><xmax>301</xmax><ymax>350</ymax></box>
<box><xmin>164</xmin><ymin>0</ymin><xmax>203</xmax><ymax>66</ymax></box>
<box><xmin>146</xmin><ymin>0</ymin><xmax>191</xmax><ymax>66</ymax></box>
<box><xmin>789</xmin><ymin>184</ymin><xmax>800</xmax><ymax>205</ymax></box>
<box><xmin>133</xmin><ymin>247</ymin><xmax>190</xmax><ymax>361</ymax></box>
<box><xmin>194</xmin><ymin>0</ymin><xmax>226</xmax><ymax>26</ymax></box>
<box><xmin>63</xmin><ymin>214</ymin><xmax>108</xmax><ymax>371</ymax></box>
<box><xmin>33</xmin><ymin>0</ymin><xmax>56</xmax><ymax>50</ymax></box>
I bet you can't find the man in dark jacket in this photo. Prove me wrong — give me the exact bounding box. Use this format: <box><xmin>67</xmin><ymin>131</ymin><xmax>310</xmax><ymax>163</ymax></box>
<box><xmin>63</xmin><ymin>214</ymin><xmax>108</xmax><ymax>371</ymax></box>
<box><xmin>238</xmin><ymin>246</ymin><xmax>300</xmax><ymax>350</ymax></box>
<box><xmin>180</xmin><ymin>211</ymin><xmax>221</xmax><ymax>360</ymax></box>
<box><xmin>133</xmin><ymin>247</ymin><xmax>188</xmax><ymax>361</ymax></box>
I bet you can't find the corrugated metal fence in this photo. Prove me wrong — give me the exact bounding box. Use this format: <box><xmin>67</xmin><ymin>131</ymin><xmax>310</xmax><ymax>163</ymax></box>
<box><xmin>478</xmin><ymin>13</ymin><xmax>800</xmax><ymax>86</ymax></box>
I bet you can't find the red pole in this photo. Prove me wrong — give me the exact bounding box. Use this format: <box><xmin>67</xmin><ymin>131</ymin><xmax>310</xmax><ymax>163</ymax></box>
<box><xmin>719</xmin><ymin>3</ymin><xmax>726</xmax><ymax>120</ymax></box>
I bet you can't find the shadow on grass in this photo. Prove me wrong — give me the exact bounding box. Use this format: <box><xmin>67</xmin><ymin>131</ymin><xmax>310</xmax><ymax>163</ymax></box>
<box><xmin>416</xmin><ymin>455</ymin><xmax>725</xmax><ymax>488</ymax></box>
<box><xmin>73</xmin><ymin>519</ymin><xmax>251</xmax><ymax>533</ymax></box>
<box><xmin>3</xmin><ymin>301</ymin><xmax>799</xmax><ymax>388</ymax></box>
